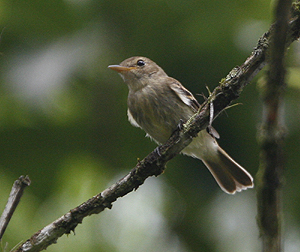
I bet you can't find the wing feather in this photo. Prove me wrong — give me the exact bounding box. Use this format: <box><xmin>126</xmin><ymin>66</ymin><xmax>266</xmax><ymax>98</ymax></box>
<box><xmin>169</xmin><ymin>81</ymin><xmax>200</xmax><ymax>112</ymax></box>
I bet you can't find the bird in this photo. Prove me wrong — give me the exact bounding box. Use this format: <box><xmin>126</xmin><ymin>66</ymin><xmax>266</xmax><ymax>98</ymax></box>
<box><xmin>108</xmin><ymin>56</ymin><xmax>253</xmax><ymax>194</ymax></box>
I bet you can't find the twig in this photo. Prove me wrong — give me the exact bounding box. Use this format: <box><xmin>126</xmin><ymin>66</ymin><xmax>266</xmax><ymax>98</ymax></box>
<box><xmin>256</xmin><ymin>0</ymin><xmax>292</xmax><ymax>251</ymax></box>
<box><xmin>0</xmin><ymin>176</ymin><xmax>31</xmax><ymax>241</ymax></box>
<box><xmin>11</xmin><ymin>3</ymin><xmax>300</xmax><ymax>252</ymax></box>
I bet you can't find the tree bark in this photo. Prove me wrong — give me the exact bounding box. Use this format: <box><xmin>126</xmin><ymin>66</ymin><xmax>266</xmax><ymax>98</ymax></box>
<box><xmin>256</xmin><ymin>0</ymin><xmax>292</xmax><ymax>251</ymax></box>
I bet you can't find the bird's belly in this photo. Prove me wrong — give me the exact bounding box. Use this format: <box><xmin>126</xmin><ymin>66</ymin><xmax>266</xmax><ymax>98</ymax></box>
<box><xmin>129</xmin><ymin>105</ymin><xmax>188</xmax><ymax>144</ymax></box>
<box><xmin>128</xmin><ymin>88</ymin><xmax>193</xmax><ymax>144</ymax></box>
<box><xmin>182</xmin><ymin>130</ymin><xmax>218</xmax><ymax>160</ymax></box>
<box><xmin>136</xmin><ymin>111</ymin><xmax>178</xmax><ymax>144</ymax></box>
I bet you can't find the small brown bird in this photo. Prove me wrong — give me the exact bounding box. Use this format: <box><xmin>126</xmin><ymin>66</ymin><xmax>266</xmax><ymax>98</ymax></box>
<box><xmin>108</xmin><ymin>56</ymin><xmax>253</xmax><ymax>194</ymax></box>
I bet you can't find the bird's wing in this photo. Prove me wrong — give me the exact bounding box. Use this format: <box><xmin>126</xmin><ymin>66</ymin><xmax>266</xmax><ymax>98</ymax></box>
<box><xmin>170</xmin><ymin>80</ymin><xmax>220</xmax><ymax>139</ymax></box>
<box><xmin>169</xmin><ymin>80</ymin><xmax>200</xmax><ymax>113</ymax></box>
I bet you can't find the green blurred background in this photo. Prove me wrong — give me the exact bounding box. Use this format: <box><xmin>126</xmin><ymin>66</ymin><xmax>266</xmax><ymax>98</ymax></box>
<box><xmin>0</xmin><ymin>0</ymin><xmax>300</xmax><ymax>251</ymax></box>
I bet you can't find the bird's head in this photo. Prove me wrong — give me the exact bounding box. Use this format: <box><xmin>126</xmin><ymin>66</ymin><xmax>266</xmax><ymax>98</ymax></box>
<box><xmin>108</xmin><ymin>56</ymin><xmax>167</xmax><ymax>91</ymax></box>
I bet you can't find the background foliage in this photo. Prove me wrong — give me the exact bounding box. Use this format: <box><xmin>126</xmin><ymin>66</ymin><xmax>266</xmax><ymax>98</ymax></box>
<box><xmin>0</xmin><ymin>0</ymin><xmax>300</xmax><ymax>251</ymax></box>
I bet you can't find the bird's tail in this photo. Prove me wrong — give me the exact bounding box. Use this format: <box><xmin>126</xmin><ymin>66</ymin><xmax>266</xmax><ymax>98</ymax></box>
<box><xmin>202</xmin><ymin>146</ymin><xmax>253</xmax><ymax>194</ymax></box>
<box><xmin>182</xmin><ymin>131</ymin><xmax>254</xmax><ymax>194</ymax></box>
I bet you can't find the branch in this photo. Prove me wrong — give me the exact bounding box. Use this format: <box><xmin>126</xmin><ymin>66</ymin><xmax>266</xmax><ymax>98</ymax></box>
<box><xmin>12</xmin><ymin>3</ymin><xmax>300</xmax><ymax>252</ymax></box>
<box><xmin>0</xmin><ymin>176</ymin><xmax>31</xmax><ymax>241</ymax></box>
<box><xmin>256</xmin><ymin>0</ymin><xmax>292</xmax><ymax>251</ymax></box>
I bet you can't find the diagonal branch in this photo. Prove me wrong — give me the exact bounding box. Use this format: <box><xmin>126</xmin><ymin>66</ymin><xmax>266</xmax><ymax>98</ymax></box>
<box><xmin>12</xmin><ymin>3</ymin><xmax>300</xmax><ymax>252</ymax></box>
<box><xmin>0</xmin><ymin>176</ymin><xmax>31</xmax><ymax>241</ymax></box>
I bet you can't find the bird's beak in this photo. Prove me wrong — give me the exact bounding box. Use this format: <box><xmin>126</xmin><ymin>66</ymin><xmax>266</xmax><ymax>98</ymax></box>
<box><xmin>108</xmin><ymin>65</ymin><xmax>137</xmax><ymax>73</ymax></box>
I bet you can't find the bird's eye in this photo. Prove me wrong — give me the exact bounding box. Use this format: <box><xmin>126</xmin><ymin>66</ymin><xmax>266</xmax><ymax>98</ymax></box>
<box><xmin>137</xmin><ymin>59</ymin><xmax>145</xmax><ymax>66</ymax></box>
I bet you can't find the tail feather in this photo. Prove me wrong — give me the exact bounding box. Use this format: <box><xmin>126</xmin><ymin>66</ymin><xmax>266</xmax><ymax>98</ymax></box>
<box><xmin>182</xmin><ymin>131</ymin><xmax>254</xmax><ymax>194</ymax></box>
<box><xmin>202</xmin><ymin>159</ymin><xmax>237</xmax><ymax>194</ymax></box>
<box><xmin>203</xmin><ymin>147</ymin><xmax>254</xmax><ymax>194</ymax></box>
<box><xmin>218</xmin><ymin>147</ymin><xmax>253</xmax><ymax>187</ymax></box>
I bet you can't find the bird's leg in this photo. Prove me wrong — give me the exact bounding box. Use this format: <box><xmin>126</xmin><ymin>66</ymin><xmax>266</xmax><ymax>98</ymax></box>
<box><xmin>155</xmin><ymin>120</ymin><xmax>185</xmax><ymax>157</ymax></box>
<box><xmin>177</xmin><ymin>119</ymin><xmax>185</xmax><ymax>131</ymax></box>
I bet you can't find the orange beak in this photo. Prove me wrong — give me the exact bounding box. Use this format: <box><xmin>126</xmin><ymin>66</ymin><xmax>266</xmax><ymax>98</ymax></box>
<box><xmin>108</xmin><ymin>65</ymin><xmax>137</xmax><ymax>73</ymax></box>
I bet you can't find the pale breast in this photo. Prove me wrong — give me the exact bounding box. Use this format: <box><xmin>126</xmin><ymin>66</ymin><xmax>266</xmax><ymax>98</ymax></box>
<box><xmin>127</xmin><ymin>84</ymin><xmax>194</xmax><ymax>144</ymax></box>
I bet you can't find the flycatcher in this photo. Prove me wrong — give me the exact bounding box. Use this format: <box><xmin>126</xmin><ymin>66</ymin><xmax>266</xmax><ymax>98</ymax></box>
<box><xmin>108</xmin><ymin>56</ymin><xmax>253</xmax><ymax>194</ymax></box>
